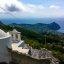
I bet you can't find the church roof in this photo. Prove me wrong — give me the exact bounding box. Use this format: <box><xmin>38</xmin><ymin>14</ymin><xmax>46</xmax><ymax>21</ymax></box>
<box><xmin>0</xmin><ymin>29</ymin><xmax>7</xmax><ymax>38</ymax></box>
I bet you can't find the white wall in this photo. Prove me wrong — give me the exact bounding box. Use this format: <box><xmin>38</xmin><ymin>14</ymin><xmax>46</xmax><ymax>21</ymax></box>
<box><xmin>0</xmin><ymin>36</ymin><xmax>11</xmax><ymax>63</ymax></box>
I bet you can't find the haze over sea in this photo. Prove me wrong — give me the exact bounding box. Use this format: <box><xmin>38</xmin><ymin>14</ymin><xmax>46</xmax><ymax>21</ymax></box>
<box><xmin>1</xmin><ymin>18</ymin><xmax>64</xmax><ymax>33</ymax></box>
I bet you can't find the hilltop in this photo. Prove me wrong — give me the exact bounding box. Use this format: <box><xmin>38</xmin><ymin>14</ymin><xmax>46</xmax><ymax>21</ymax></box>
<box><xmin>9</xmin><ymin>22</ymin><xmax>60</xmax><ymax>33</ymax></box>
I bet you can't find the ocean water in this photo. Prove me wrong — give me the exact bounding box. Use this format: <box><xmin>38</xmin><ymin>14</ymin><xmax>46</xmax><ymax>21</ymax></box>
<box><xmin>1</xmin><ymin>18</ymin><xmax>64</xmax><ymax>33</ymax></box>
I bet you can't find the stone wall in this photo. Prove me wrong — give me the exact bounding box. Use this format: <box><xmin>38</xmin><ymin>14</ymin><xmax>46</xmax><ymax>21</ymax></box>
<box><xmin>9</xmin><ymin>50</ymin><xmax>51</xmax><ymax>64</ymax></box>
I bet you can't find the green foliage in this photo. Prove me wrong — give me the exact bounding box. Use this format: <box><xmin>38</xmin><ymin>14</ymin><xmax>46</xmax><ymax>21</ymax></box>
<box><xmin>52</xmin><ymin>51</ymin><xmax>64</xmax><ymax>64</ymax></box>
<box><xmin>9</xmin><ymin>22</ymin><xmax>60</xmax><ymax>33</ymax></box>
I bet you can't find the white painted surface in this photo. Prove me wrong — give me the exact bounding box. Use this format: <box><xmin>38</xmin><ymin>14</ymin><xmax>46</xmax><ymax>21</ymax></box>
<box><xmin>18</xmin><ymin>33</ymin><xmax>21</xmax><ymax>41</ymax></box>
<box><xmin>0</xmin><ymin>29</ymin><xmax>7</xmax><ymax>38</ymax></box>
<box><xmin>12</xmin><ymin>41</ymin><xmax>29</xmax><ymax>54</ymax></box>
<box><xmin>0</xmin><ymin>29</ymin><xmax>12</xmax><ymax>63</ymax></box>
<box><xmin>0</xmin><ymin>36</ymin><xmax>12</xmax><ymax>63</ymax></box>
<box><xmin>10</xmin><ymin>29</ymin><xmax>21</xmax><ymax>43</ymax></box>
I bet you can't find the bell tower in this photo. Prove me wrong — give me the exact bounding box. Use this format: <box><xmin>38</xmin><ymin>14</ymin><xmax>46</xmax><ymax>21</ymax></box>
<box><xmin>10</xmin><ymin>29</ymin><xmax>21</xmax><ymax>43</ymax></box>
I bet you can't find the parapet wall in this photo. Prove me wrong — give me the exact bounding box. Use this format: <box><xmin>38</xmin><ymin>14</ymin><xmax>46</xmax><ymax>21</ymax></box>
<box><xmin>8</xmin><ymin>49</ymin><xmax>51</xmax><ymax>64</ymax></box>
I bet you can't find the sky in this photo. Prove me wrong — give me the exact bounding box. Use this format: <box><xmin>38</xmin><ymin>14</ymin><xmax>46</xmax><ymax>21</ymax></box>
<box><xmin>0</xmin><ymin>0</ymin><xmax>64</xmax><ymax>18</ymax></box>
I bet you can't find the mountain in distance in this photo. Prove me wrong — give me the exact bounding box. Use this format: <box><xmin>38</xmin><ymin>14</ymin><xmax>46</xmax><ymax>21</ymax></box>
<box><xmin>9</xmin><ymin>22</ymin><xmax>60</xmax><ymax>33</ymax></box>
<box><xmin>1</xmin><ymin>18</ymin><xmax>64</xmax><ymax>33</ymax></box>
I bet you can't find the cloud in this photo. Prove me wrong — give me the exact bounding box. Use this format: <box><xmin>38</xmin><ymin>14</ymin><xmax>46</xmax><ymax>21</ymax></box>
<box><xmin>6</xmin><ymin>4</ymin><xmax>20</xmax><ymax>12</ymax></box>
<box><xmin>49</xmin><ymin>5</ymin><xmax>60</xmax><ymax>9</ymax></box>
<box><xmin>0</xmin><ymin>0</ymin><xmax>31</xmax><ymax>13</ymax></box>
<box><xmin>27</xmin><ymin>4</ymin><xmax>45</xmax><ymax>9</ymax></box>
<box><xmin>27</xmin><ymin>4</ymin><xmax>45</xmax><ymax>14</ymax></box>
<box><xmin>0</xmin><ymin>0</ymin><xmax>64</xmax><ymax>18</ymax></box>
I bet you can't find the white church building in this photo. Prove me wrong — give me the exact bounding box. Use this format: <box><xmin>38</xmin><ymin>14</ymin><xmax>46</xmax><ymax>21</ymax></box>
<box><xmin>0</xmin><ymin>29</ymin><xmax>29</xmax><ymax>64</ymax></box>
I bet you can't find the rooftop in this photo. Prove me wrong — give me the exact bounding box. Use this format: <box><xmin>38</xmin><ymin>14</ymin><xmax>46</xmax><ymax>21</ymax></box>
<box><xmin>11</xmin><ymin>40</ymin><xmax>29</xmax><ymax>54</ymax></box>
<box><xmin>0</xmin><ymin>29</ymin><xmax>11</xmax><ymax>39</ymax></box>
<box><xmin>0</xmin><ymin>29</ymin><xmax>7</xmax><ymax>38</ymax></box>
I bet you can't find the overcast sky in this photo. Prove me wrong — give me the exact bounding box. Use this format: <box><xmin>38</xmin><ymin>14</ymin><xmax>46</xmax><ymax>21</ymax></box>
<box><xmin>0</xmin><ymin>0</ymin><xmax>64</xmax><ymax>18</ymax></box>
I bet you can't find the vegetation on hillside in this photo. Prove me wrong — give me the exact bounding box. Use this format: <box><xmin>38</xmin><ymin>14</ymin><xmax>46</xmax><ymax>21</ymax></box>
<box><xmin>9</xmin><ymin>22</ymin><xmax>60</xmax><ymax>33</ymax></box>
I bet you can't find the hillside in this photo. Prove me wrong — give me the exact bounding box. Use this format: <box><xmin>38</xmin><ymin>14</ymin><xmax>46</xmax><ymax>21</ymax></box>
<box><xmin>9</xmin><ymin>22</ymin><xmax>60</xmax><ymax>33</ymax></box>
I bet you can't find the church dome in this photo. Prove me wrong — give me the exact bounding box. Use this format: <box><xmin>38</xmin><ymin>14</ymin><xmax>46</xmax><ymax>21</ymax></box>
<box><xmin>0</xmin><ymin>29</ymin><xmax>7</xmax><ymax>38</ymax></box>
